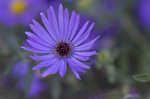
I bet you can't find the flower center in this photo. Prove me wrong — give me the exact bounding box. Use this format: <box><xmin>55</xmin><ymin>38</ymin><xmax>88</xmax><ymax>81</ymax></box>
<box><xmin>56</xmin><ymin>42</ymin><xmax>70</xmax><ymax>57</ymax></box>
<box><xmin>11</xmin><ymin>0</ymin><xmax>27</xmax><ymax>14</ymax></box>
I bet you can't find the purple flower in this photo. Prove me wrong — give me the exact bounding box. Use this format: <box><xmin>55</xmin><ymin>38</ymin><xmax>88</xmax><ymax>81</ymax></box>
<box><xmin>124</xmin><ymin>88</ymin><xmax>140</xmax><ymax>99</ymax></box>
<box><xmin>0</xmin><ymin>0</ymin><xmax>47</xmax><ymax>26</ymax></box>
<box><xmin>13</xmin><ymin>60</ymin><xmax>48</xmax><ymax>98</ymax></box>
<box><xmin>96</xmin><ymin>22</ymin><xmax>120</xmax><ymax>50</ymax></box>
<box><xmin>22</xmin><ymin>4</ymin><xmax>100</xmax><ymax>80</ymax></box>
<box><xmin>138</xmin><ymin>0</ymin><xmax>150</xmax><ymax>28</ymax></box>
<box><xmin>129</xmin><ymin>88</ymin><xmax>140</xmax><ymax>99</ymax></box>
<box><xmin>28</xmin><ymin>75</ymin><xmax>49</xmax><ymax>98</ymax></box>
<box><xmin>12</xmin><ymin>60</ymin><xmax>29</xmax><ymax>78</ymax></box>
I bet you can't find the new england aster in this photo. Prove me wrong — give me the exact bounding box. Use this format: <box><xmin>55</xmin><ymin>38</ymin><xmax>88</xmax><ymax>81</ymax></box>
<box><xmin>0</xmin><ymin>0</ymin><xmax>47</xmax><ymax>26</ymax></box>
<box><xmin>22</xmin><ymin>4</ymin><xmax>100</xmax><ymax>79</ymax></box>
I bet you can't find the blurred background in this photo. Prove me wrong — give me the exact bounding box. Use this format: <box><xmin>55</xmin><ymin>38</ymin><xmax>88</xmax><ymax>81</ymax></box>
<box><xmin>0</xmin><ymin>0</ymin><xmax>150</xmax><ymax>99</ymax></box>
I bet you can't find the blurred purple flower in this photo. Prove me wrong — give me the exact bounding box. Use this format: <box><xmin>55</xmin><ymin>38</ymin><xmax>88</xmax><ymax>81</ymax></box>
<box><xmin>124</xmin><ymin>88</ymin><xmax>140</xmax><ymax>99</ymax></box>
<box><xmin>13</xmin><ymin>60</ymin><xmax>48</xmax><ymax>98</ymax></box>
<box><xmin>97</xmin><ymin>21</ymin><xmax>120</xmax><ymax>50</ymax></box>
<box><xmin>29</xmin><ymin>75</ymin><xmax>49</xmax><ymax>98</ymax></box>
<box><xmin>22</xmin><ymin>4</ymin><xmax>100</xmax><ymax>80</ymax></box>
<box><xmin>104</xmin><ymin>0</ymin><xmax>115</xmax><ymax>11</ymax></box>
<box><xmin>129</xmin><ymin>88</ymin><xmax>140</xmax><ymax>99</ymax></box>
<box><xmin>13</xmin><ymin>60</ymin><xmax>29</xmax><ymax>78</ymax></box>
<box><xmin>0</xmin><ymin>0</ymin><xmax>48</xmax><ymax>26</ymax></box>
<box><xmin>138</xmin><ymin>0</ymin><xmax>150</xmax><ymax>28</ymax></box>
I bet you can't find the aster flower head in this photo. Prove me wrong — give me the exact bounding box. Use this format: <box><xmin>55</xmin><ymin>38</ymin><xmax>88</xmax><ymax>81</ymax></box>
<box><xmin>22</xmin><ymin>4</ymin><xmax>100</xmax><ymax>79</ymax></box>
<box><xmin>0</xmin><ymin>0</ymin><xmax>47</xmax><ymax>26</ymax></box>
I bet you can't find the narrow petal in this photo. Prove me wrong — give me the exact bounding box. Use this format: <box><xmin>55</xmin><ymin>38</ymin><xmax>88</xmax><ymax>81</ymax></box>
<box><xmin>21</xmin><ymin>46</ymin><xmax>50</xmax><ymax>53</ymax></box>
<box><xmin>68</xmin><ymin>59</ymin><xmax>81</xmax><ymax>80</ymax></box>
<box><xmin>32</xmin><ymin>57</ymin><xmax>57</xmax><ymax>70</ymax></box>
<box><xmin>30</xmin><ymin>21</ymin><xmax>52</xmax><ymax>44</ymax></box>
<box><xmin>59</xmin><ymin>60</ymin><xmax>67</xmax><ymax>77</ymax></box>
<box><xmin>74</xmin><ymin>22</ymin><xmax>95</xmax><ymax>46</ymax></box>
<box><xmin>25</xmin><ymin>32</ymin><xmax>50</xmax><ymax>47</ymax></box>
<box><xmin>32</xmin><ymin>20</ymin><xmax>53</xmax><ymax>43</ymax></box>
<box><xmin>74</xmin><ymin>36</ymin><xmax>100</xmax><ymax>51</ymax></box>
<box><xmin>40</xmin><ymin>13</ymin><xmax>57</xmax><ymax>42</ymax></box>
<box><xmin>48</xmin><ymin>6</ymin><xmax>60</xmax><ymax>40</ymax></box>
<box><xmin>69</xmin><ymin>14</ymin><xmax>80</xmax><ymax>41</ymax></box>
<box><xmin>74</xmin><ymin>66</ymin><xmax>86</xmax><ymax>73</ymax></box>
<box><xmin>72</xmin><ymin>21</ymin><xmax>89</xmax><ymax>43</ymax></box>
<box><xmin>30</xmin><ymin>54</ymin><xmax>54</xmax><ymax>61</ymax></box>
<box><xmin>70</xmin><ymin>57</ymin><xmax>90</xmax><ymax>69</ymax></box>
<box><xmin>68</xmin><ymin>60</ymin><xmax>86</xmax><ymax>73</ymax></box>
<box><xmin>63</xmin><ymin>8</ymin><xmax>69</xmax><ymax>41</ymax></box>
<box><xmin>68</xmin><ymin>57</ymin><xmax>90</xmax><ymax>78</ymax></box>
<box><xmin>66</xmin><ymin>11</ymin><xmax>76</xmax><ymax>41</ymax></box>
<box><xmin>72</xmin><ymin>70</ymin><xmax>81</xmax><ymax>80</ymax></box>
<box><xmin>58</xmin><ymin>4</ymin><xmax>64</xmax><ymax>36</ymax></box>
<box><xmin>42</xmin><ymin>61</ymin><xmax>59</xmax><ymax>77</ymax></box>
<box><xmin>73</xmin><ymin>54</ymin><xmax>89</xmax><ymax>61</ymax></box>
<box><xmin>27</xmin><ymin>40</ymin><xmax>50</xmax><ymax>51</ymax></box>
<box><xmin>75</xmin><ymin>51</ymin><xmax>97</xmax><ymax>57</ymax></box>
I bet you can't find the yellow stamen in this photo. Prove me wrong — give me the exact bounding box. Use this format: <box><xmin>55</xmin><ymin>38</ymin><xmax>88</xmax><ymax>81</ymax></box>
<box><xmin>11</xmin><ymin>0</ymin><xmax>26</xmax><ymax>14</ymax></box>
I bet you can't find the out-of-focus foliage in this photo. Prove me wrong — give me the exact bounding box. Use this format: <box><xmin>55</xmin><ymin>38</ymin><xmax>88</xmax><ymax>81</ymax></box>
<box><xmin>0</xmin><ymin>0</ymin><xmax>150</xmax><ymax>99</ymax></box>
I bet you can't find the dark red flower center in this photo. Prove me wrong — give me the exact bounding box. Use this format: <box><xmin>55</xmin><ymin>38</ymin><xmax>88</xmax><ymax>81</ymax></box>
<box><xmin>56</xmin><ymin>42</ymin><xmax>70</xmax><ymax>57</ymax></box>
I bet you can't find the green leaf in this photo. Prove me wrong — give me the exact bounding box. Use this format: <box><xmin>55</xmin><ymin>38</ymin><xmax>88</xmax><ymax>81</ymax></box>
<box><xmin>133</xmin><ymin>74</ymin><xmax>150</xmax><ymax>82</ymax></box>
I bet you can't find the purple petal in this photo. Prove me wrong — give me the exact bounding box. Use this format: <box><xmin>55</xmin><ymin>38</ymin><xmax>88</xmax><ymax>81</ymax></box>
<box><xmin>72</xmin><ymin>70</ymin><xmax>81</xmax><ymax>80</ymax></box>
<box><xmin>74</xmin><ymin>66</ymin><xmax>86</xmax><ymax>73</ymax></box>
<box><xmin>32</xmin><ymin>20</ymin><xmax>53</xmax><ymax>43</ymax></box>
<box><xmin>69</xmin><ymin>14</ymin><xmax>80</xmax><ymax>41</ymax></box>
<box><xmin>32</xmin><ymin>57</ymin><xmax>57</xmax><ymax>70</ymax></box>
<box><xmin>74</xmin><ymin>22</ymin><xmax>95</xmax><ymax>46</ymax></box>
<box><xmin>42</xmin><ymin>61</ymin><xmax>59</xmax><ymax>77</ymax></box>
<box><xmin>40</xmin><ymin>12</ymin><xmax>57</xmax><ymax>42</ymax></box>
<box><xmin>25</xmin><ymin>32</ymin><xmax>50</xmax><ymax>47</ymax></box>
<box><xmin>67</xmin><ymin>57</ymin><xmax>91</xmax><ymax>79</ymax></box>
<box><xmin>73</xmin><ymin>54</ymin><xmax>89</xmax><ymax>61</ymax></box>
<box><xmin>75</xmin><ymin>51</ymin><xmax>97</xmax><ymax>57</ymax></box>
<box><xmin>58</xmin><ymin>4</ymin><xmax>64</xmax><ymax>38</ymax></box>
<box><xmin>70</xmin><ymin>57</ymin><xmax>90</xmax><ymax>69</ymax></box>
<box><xmin>30</xmin><ymin>54</ymin><xmax>54</xmax><ymax>61</ymax></box>
<box><xmin>67</xmin><ymin>58</ymin><xmax>83</xmax><ymax>80</ymax></box>
<box><xmin>27</xmin><ymin>40</ymin><xmax>50</xmax><ymax>51</ymax></box>
<box><xmin>75</xmin><ymin>36</ymin><xmax>100</xmax><ymax>51</ymax></box>
<box><xmin>59</xmin><ymin>60</ymin><xmax>67</xmax><ymax>77</ymax></box>
<box><xmin>29</xmin><ymin>22</ymin><xmax>50</xmax><ymax>44</ymax></box>
<box><xmin>68</xmin><ymin>58</ymin><xmax>86</xmax><ymax>73</ymax></box>
<box><xmin>66</xmin><ymin>11</ymin><xmax>76</xmax><ymax>41</ymax></box>
<box><xmin>63</xmin><ymin>8</ymin><xmax>69</xmax><ymax>41</ymax></box>
<box><xmin>48</xmin><ymin>6</ymin><xmax>59</xmax><ymax>40</ymax></box>
<box><xmin>72</xmin><ymin>21</ymin><xmax>90</xmax><ymax>43</ymax></box>
<box><xmin>21</xmin><ymin>46</ymin><xmax>50</xmax><ymax>53</ymax></box>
